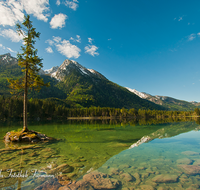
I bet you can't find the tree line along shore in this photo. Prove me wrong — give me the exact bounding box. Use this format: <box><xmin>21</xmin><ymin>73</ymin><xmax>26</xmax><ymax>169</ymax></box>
<box><xmin>1</xmin><ymin>96</ymin><xmax>200</xmax><ymax>121</ymax></box>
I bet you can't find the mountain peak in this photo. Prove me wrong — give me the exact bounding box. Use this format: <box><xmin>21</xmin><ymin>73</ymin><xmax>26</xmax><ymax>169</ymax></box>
<box><xmin>0</xmin><ymin>53</ymin><xmax>17</xmax><ymax>65</ymax></box>
<box><xmin>44</xmin><ymin>66</ymin><xmax>59</xmax><ymax>74</ymax></box>
<box><xmin>59</xmin><ymin>59</ymin><xmax>81</xmax><ymax>70</ymax></box>
<box><xmin>43</xmin><ymin>59</ymin><xmax>107</xmax><ymax>81</ymax></box>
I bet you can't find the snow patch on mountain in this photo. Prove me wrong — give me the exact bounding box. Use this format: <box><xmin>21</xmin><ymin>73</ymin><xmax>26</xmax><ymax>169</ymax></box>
<box><xmin>51</xmin><ymin>71</ymin><xmax>60</xmax><ymax>80</ymax></box>
<box><xmin>126</xmin><ymin>87</ymin><xmax>149</xmax><ymax>99</ymax></box>
<box><xmin>88</xmin><ymin>69</ymin><xmax>95</xmax><ymax>74</ymax></box>
<box><xmin>79</xmin><ymin>67</ymin><xmax>88</xmax><ymax>75</ymax></box>
<box><xmin>0</xmin><ymin>53</ymin><xmax>17</xmax><ymax>65</ymax></box>
<box><xmin>2</xmin><ymin>55</ymin><xmax>8</xmax><ymax>61</ymax></box>
<box><xmin>44</xmin><ymin>66</ymin><xmax>59</xmax><ymax>74</ymax></box>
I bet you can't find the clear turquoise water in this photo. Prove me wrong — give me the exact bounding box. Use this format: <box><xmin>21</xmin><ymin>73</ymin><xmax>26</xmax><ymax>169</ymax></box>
<box><xmin>0</xmin><ymin>121</ymin><xmax>199</xmax><ymax>189</ymax></box>
<box><xmin>97</xmin><ymin>130</ymin><xmax>200</xmax><ymax>189</ymax></box>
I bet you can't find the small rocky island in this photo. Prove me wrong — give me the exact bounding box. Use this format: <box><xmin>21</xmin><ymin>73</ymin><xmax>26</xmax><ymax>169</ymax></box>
<box><xmin>4</xmin><ymin>130</ymin><xmax>52</xmax><ymax>143</ymax></box>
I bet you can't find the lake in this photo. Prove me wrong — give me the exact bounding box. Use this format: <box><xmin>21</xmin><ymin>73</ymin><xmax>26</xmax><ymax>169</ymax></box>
<box><xmin>0</xmin><ymin>120</ymin><xmax>200</xmax><ymax>189</ymax></box>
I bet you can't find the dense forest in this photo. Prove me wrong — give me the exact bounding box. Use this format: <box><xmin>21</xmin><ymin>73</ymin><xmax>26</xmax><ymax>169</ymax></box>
<box><xmin>1</xmin><ymin>96</ymin><xmax>199</xmax><ymax>121</ymax></box>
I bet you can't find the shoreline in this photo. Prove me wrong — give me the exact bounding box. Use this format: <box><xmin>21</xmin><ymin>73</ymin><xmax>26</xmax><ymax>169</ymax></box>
<box><xmin>67</xmin><ymin>116</ymin><xmax>114</xmax><ymax>120</ymax></box>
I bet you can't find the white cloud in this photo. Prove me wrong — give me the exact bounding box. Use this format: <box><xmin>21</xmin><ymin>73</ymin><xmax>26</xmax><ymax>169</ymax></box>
<box><xmin>46</xmin><ymin>46</ymin><xmax>53</xmax><ymax>53</ymax></box>
<box><xmin>84</xmin><ymin>45</ymin><xmax>99</xmax><ymax>57</ymax></box>
<box><xmin>88</xmin><ymin>37</ymin><xmax>93</xmax><ymax>44</ymax></box>
<box><xmin>56</xmin><ymin>39</ymin><xmax>81</xmax><ymax>58</ymax></box>
<box><xmin>56</xmin><ymin>0</ymin><xmax>61</xmax><ymax>6</ymax></box>
<box><xmin>0</xmin><ymin>29</ymin><xmax>23</xmax><ymax>42</ymax></box>
<box><xmin>45</xmin><ymin>39</ymin><xmax>54</xmax><ymax>46</ymax></box>
<box><xmin>46</xmin><ymin>36</ymin><xmax>81</xmax><ymax>58</ymax></box>
<box><xmin>188</xmin><ymin>33</ymin><xmax>196</xmax><ymax>41</ymax></box>
<box><xmin>76</xmin><ymin>35</ymin><xmax>81</xmax><ymax>43</ymax></box>
<box><xmin>50</xmin><ymin>13</ymin><xmax>67</xmax><ymax>29</ymax></box>
<box><xmin>21</xmin><ymin>0</ymin><xmax>50</xmax><ymax>22</ymax></box>
<box><xmin>70</xmin><ymin>35</ymin><xmax>81</xmax><ymax>43</ymax></box>
<box><xmin>178</xmin><ymin>17</ymin><xmax>183</xmax><ymax>21</ymax></box>
<box><xmin>64</xmin><ymin>0</ymin><xmax>79</xmax><ymax>11</ymax></box>
<box><xmin>0</xmin><ymin>0</ymin><xmax>24</xmax><ymax>26</ymax></box>
<box><xmin>53</xmin><ymin>36</ymin><xmax>62</xmax><ymax>43</ymax></box>
<box><xmin>7</xmin><ymin>47</ymin><xmax>16</xmax><ymax>53</ymax></box>
<box><xmin>108</xmin><ymin>38</ymin><xmax>111</xmax><ymax>41</ymax></box>
<box><xmin>197</xmin><ymin>32</ymin><xmax>200</xmax><ymax>36</ymax></box>
<box><xmin>0</xmin><ymin>0</ymin><xmax>50</xmax><ymax>27</ymax></box>
<box><xmin>0</xmin><ymin>43</ymin><xmax>16</xmax><ymax>53</ymax></box>
<box><xmin>169</xmin><ymin>48</ymin><xmax>177</xmax><ymax>52</ymax></box>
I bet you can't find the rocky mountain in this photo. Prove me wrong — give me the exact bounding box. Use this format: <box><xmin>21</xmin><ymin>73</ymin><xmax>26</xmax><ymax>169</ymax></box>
<box><xmin>126</xmin><ymin>88</ymin><xmax>150</xmax><ymax>99</ymax></box>
<box><xmin>0</xmin><ymin>53</ymin><xmax>18</xmax><ymax>65</ymax></box>
<box><xmin>0</xmin><ymin>53</ymin><xmax>23</xmax><ymax>96</ymax></box>
<box><xmin>0</xmin><ymin>52</ymin><xmax>198</xmax><ymax>110</ymax></box>
<box><xmin>126</xmin><ymin>88</ymin><xmax>200</xmax><ymax>111</ymax></box>
<box><xmin>0</xmin><ymin>53</ymin><xmax>165</xmax><ymax>110</ymax></box>
<box><xmin>42</xmin><ymin>59</ymin><xmax>107</xmax><ymax>81</ymax></box>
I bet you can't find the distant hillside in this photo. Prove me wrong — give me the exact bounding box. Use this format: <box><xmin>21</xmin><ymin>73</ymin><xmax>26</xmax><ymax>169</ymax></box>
<box><xmin>0</xmin><ymin>53</ymin><xmax>22</xmax><ymax>96</ymax></box>
<box><xmin>126</xmin><ymin>87</ymin><xmax>200</xmax><ymax>111</ymax></box>
<box><xmin>0</xmin><ymin>53</ymin><xmax>165</xmax><ymax>110</ymax></box>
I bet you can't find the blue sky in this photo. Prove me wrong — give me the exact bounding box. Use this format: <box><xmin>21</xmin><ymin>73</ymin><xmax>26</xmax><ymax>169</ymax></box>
<box><xmin>0</xmin><ymin>0</ymin><xmax>200</xmax><ymax>102</ymax></box>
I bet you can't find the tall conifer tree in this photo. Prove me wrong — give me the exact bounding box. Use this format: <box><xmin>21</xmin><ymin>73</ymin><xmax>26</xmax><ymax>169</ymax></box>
<box><xmin>8</xmin><ymin>15</ymin><xmax>49</xmax><ymax>132</ymax></box>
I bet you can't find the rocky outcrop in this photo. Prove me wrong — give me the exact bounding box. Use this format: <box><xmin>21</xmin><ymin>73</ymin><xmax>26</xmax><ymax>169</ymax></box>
<box><xmin>4</xmin><ymin>130</ymin><xmax>52</xmax><ymax>143</ymax></box>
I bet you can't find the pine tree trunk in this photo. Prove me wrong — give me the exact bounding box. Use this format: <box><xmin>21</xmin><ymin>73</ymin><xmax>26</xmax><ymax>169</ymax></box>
<box><xmin>23</xmin><ymin>65</ymin><xmax>28</xmax><ymax>132</ymax></box>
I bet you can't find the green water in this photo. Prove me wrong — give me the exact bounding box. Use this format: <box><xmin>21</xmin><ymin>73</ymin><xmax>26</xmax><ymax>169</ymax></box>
<box><xmin>0</xmin><ymin>120</ymin><xmax>199</xmax><ymax>189</ymax></box>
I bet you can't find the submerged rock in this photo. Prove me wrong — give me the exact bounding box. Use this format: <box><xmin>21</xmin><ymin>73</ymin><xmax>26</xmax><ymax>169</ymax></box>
<box><xmin>176</xmin><ymin>158</ymin><xmax>193</xmax><ymax>165</ymax></box>
<box><xmin>139</xmin><ymin>184</ymin><xmax>154</xmax><ymax>190</ymax></box>
<box><xmin>181</xmin><ymin>151</ymin><xmax>199</xmax><ymax>156</ymax></box>
<box><xmin>82</xmin><ymin>171</ymin><xmax>120</xmax><ymax>189</ymax></box>
<box><xmin>29</xmin><ymin>152</ymin><xmax>38</xmax><ymax>157</ymax></box>
<box><xmin>178</xmin><ymin>165</ymin><xmax>200</xmax><ymax>175</ymax></box>
<box><xmin>48</xmin><ymin>164</ymin><xmax>73</xmax><ymax>175</ymax></box>
<box><xmin>120</xmin><ymin>173</ymin><xmax>135</xmax><ymax>182</ymax></box>
<box><xmin>59</xmin><ymin>180</ymin><xmax>94</xmax><ymax>190</ymax></box>
<box><xmin>157</xmin><ymin>187</ymin><xmax>167</xmax><ymax>190</ymax></box>
<box><xmin>57</xmin><ymin>174</ymin><xmax>71</xmax><ymax>186</ymax></box>
<box><xmin>109</xmin><ymin>168</ymin><xmax>120</xmax><ymax>175</ymax></box>
<box><xmin>133</xmin><ymin>172</ymin><xmax>141</xmax><ymax>185</ymax></box>
<box><xmin>152</xmin><ymin>174</ymin><xmax>179</xmax><ymax>183</ymax></box>
<box><xmin>133</xmin><ymin>172</ymin><xmax>140</xmax><ymax>180</ymax></box>
<box><xmin>59</xmin><ymin>171</ymin><xmax>120</xmax><ymax>190</ymax></box>
<box><xmin>118</xmin><ymin>164</ymin><xmax>130</xmax><ymax>169</ymax></box>
<box><xmin>34</xmin><ymin>178</ymin><xmax>62</xmax><ymax>190</ymax></box>
<box><xmin>193</xmin><ymin>159</ymin><xmax>200</xmax><ymax>166</ymax></box>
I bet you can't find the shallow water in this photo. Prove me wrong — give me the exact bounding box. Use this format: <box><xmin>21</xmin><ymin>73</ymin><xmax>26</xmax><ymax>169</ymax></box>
<box><xmin>0</xmin><ymin>120</ymin><xmax>199</xmax><ymax>189</ymax></box>
<box><xmin>98</xmin><ymin>130</ymin><xmax>200</xmax><ymax>189</ymax></box>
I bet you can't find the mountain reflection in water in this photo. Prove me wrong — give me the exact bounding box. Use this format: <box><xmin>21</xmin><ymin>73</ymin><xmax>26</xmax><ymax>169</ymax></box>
<box><xmin>0</xmin><ymin>120</ymin><xmax>199</xmax><ymax>189</ymax></box>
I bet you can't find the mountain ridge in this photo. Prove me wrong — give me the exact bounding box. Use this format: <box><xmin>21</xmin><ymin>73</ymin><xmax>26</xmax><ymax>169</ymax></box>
<box><xmin>126</xmin><ymin>87</ymin><xmax>200</xmax><ymax>111</ymax></box>
<box><xmin>0</xmin><ymin>53</ymin><xmax>197</xmax><ymax>110</ymax></box>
